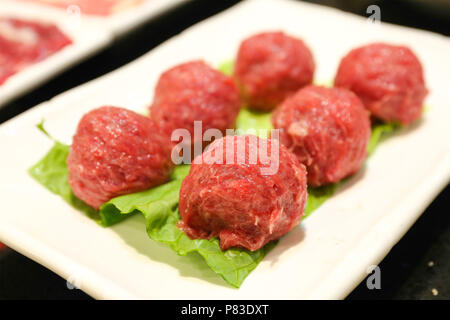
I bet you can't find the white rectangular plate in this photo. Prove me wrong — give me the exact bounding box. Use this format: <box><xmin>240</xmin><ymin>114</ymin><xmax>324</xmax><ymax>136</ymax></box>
<box><xmin>0</xmin><ymin>2</ymin><xmax>112</xmax><ymax>107</ymax></box>
<box><xmin>0</xmin><ymin>0</ymin><xmax>449</xmax><ymax>299</ymax></box>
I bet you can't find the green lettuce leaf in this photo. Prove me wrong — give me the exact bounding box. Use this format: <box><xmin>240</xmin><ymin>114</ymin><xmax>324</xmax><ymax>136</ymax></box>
<box><xmin>29</xmin><ymin>139</ymin><xmax>271</xmax><ymax>287</ymax></box>
<box><xmin>28</xmin><ymin>141</ymin><xmax>100</xmax><ymax>222</ymax></box>
<box><xmin>28</xmin><ymin>62</ymin><xmax>402</xmax><ymax>288</ymax></box>
<box><xmin>28</xmin><ymin>128</ymin><xmax>276</xmax><ymax>287</ymax></box>
<box><xmin>236</xmin><ymin>109</ymin><xmax>273</xmax><ymax>138</ymax></box>
<box><xmin>218</xmin><ymin>60</ymin><xmax>234</xmax><ymax>76</ymax></box>
<box><xmin>368</xmin><ymin>121</ymin><xmax>400</xmax><ymax>155</ymax></box>
<box><xmin>28</xmin><ymin>141</ymin><xmax>128</xmax><ymax>226</ymax></box>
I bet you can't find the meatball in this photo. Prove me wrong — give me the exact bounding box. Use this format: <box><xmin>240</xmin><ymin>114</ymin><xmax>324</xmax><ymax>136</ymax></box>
<box><xmin>178</xmin><ymin>135</ymin><xmax>308</xmax><ymax>252</ymax></box>
<box><xmin>67</xmin><ymin>106</ymin><xmax>173</xmax><ymax>209</ymax></box>
<box><xmin>334</xmin><ymin>43</ymin><xmax>428</xmax><ymax>125</ymax></box>
<box><xmin>272</xmin><ymin>85</ymin><xmax>371</xmax><ymax>187</ymax></box>
<box><xmin>234</xmin><ymin>31</ymin><xmax>315</xmax><ymax>111</ymax></box>
<box><xmin>150</xmin><ymin>60</ymin><xmax>240</xmax><ymax>149</ymax></box>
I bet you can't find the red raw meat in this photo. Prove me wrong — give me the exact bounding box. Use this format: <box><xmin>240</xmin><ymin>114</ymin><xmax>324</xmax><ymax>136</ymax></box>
<box><xmin>335</xmin><ymin>43</ymin><xmax>428</xmax><ymax>125</ymax></box>
<box><xmin>272</xmin><ymin>85</ymin><xmax>371</xmax><ymax>187</ymax></box>
<box><xmin>150</xmin><ymin>60</ymin><xmax>240</xmax><ymax>150</ymax></box>
<box><xmin>0</xmin><ymin>18</ymin><xmax>71</xmax><ymax>85</ymax></box>
<box><xmin>178</xmin><ymin>135</ymin><xmax>308</xmax><ymax>252</ymax></box>
<box><xmin>67</xmin><ymin>106</ymin><xmax>173</xmax><ymax>209</ymax></box>
<box><xmin>234</xmin><ymin>31</ymin><xmax>315</xmax><ymax>111</ymax></box>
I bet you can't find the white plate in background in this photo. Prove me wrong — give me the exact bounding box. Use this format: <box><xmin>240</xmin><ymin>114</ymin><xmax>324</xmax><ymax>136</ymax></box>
<box><xmin>0</xmin><ymin>0</ymin><xmax>188</xmax><ymax>107</ymax></box>
<box><xmin>94</xmin><ymin>0</ymin><xmax>190</xmax><ymax>36</ymax></box>
<box><xmin>0</xmin><ymin>2</ymin><xmax>111</xmax><ymax>107</ymax></box>
<box><xmin>7</xmin><ymin>0</ymin><xmax>191</xmax><ymax>36</ymax></box>
<box><xmin>0</xmin><ymin>0</ymin><xmax>449</xmax><ymax>299</ymax></box>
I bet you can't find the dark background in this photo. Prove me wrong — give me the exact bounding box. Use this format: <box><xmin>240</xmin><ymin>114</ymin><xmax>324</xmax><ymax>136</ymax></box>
<box><xmin>0</xmin><ymin>0</ymin><xmax>449</xmax><ymax>300</ymax></box>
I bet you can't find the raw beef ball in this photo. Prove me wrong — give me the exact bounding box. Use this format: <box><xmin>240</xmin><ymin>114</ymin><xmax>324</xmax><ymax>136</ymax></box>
<box><xmin>272</xmin><ymin>85</ymin><xmax>371</xmax><ymax>187</ymax></box>
<box><xmin>334</xmin><ymin>43</ymin><xmax>428</xmax><ymax>125</ymax></box>
<box><xmin>234</xmin><ymin>31</ymin><xmax>315</xmax><ymax>111</ymax></box>
<box><xmin>150</xmin><ymin>60</ymin><xmax>240</xmax><ymax>149</ymax></box>
<box><xmin>67</xmin><ymin>106</ymin><xmax>173</xmax><ymax>209</ymax></box>
<box><xmin>178</xmin><ymin>135</ymin><xmax>308</xmax><ymax>252</ymax></box>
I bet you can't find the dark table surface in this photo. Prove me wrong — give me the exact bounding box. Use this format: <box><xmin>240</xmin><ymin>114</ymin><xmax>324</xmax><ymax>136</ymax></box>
<box><xmin>0</xmin><ymin>0</ymin><xmax>449</xmax><ymax>300</ymax></box>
